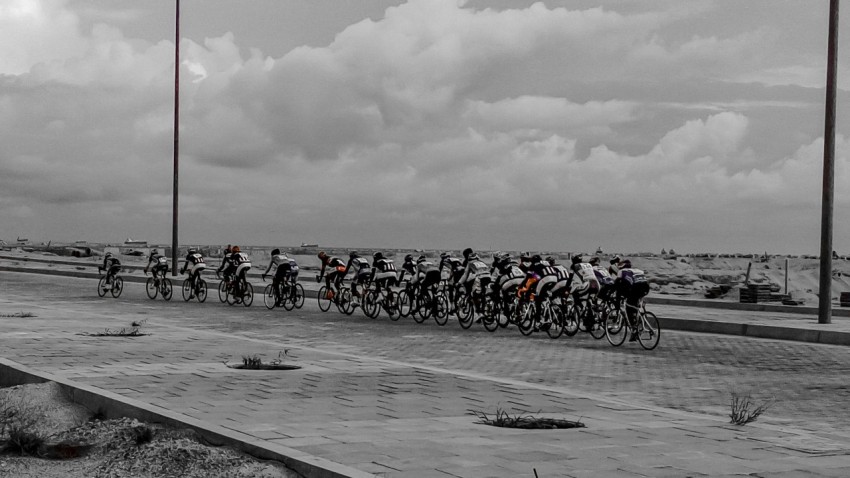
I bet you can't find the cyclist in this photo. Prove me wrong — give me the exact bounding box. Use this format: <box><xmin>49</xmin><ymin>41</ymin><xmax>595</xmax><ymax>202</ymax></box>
<box><xmin>180</xmin><ymin>247</ymin><xmax>206</xmax><ymax>298</ymax></box>
<box><xmin>343</xmin><ymin>251</ymin><xmax>372</xmax><ymax>306</ymax></box>
<box><xmin>230</xmin><ymin>246</ymin><xmax>252</xmax><ymax>297</ymax></box>
<box><xmin>545</xmin><ymin>256</ymin><xmax>571</xmax><ymax>304</ymax></box>
<box><xmin>608</xmin><ymin>255</ymin><xmax>622</xmax><ymax>278</ymax></box>
<box><xmin>263</xmin><ymin>249</ymin><xmax>295</xmax><ymax>303</ymax></box>
<box><xmin>317</xmin><ymin>251</ymin><xmax>347</xmax><ymax>299</ymax></box>
<box><xmin>216</xmin><ymin>245</ymin><xmax>237</xmax><ymax>285</ymax></box>
<box><xmin>144</xmin><ymin>249</ymin><xmax>169</xmax><ymax>280</ymax></box>
<box><xmin>439</xmin><ymin>252</ymin><xmax>464</xmax><ymax>303</ymax></box>
<box><xmin>370</xmin><ymin>252</ymin><xmax>398</xmax><ymax>297</ymax></box>
<box><xmin>567</xmin><ymin>254</ymin><xmax>600</xmax><ymax>330</ymax></box>
<box><xmin>491</xmin><ymin>252</ymin><xmax>524</xmax><ymax>300</ymax></box>
<box><xmin>415</xmin><ymin>255</ymin><xmax>441</xmax><ymax>294</ymax></box>
<box><xmin>458</xmin><ymin>250</ymin><xmax>490</xmax><ymax>306</ymax></box>
<box><xmin>98</xmin><ymin>252</ymin><xmax>122</xmax><ymax>289</ymax></box>
<box><xmin>615</xmin><ymin>259</ymin><xmax>649</xmax><ymax>341</ymax></box>
<box><xmin>398</xmin><ymin>254</ymin><xmax>417</xmax><ymax>293</ymax></box>
<box><xmin>589</xmin><ymin>256</ymin><xmax>616</xmax><ymax>303</ymax></box>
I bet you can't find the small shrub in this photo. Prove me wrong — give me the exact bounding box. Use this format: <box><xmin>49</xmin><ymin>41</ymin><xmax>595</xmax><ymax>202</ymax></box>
<box><xmin>0</xmin><ymin>311</ymin><xmax>35</xmax><ymax>318</ymax></box>
<box><xmin>129</xmin><ymin>425</ymin><xmax>155</xmax><ymax>445</ymax></box>
<box><xmin>729</xmin><ymin>390</ymin><xmax>774</xmax><ymax>425</ymax></box>
<box><xmin>4</xmin><ymin>426</ymin><xmax>46</xmax><ymax>456</ymax></box>
<box><xmin>469</xmin><ymin>407</ymin><xmax>584</xmax><ymax>430</ymax></box>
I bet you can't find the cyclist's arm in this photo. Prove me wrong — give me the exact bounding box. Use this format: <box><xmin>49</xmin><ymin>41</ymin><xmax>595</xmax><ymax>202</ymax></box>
<box><xmin>263</xmin><ymin>259</ymin><xmax>274</xmax><ymax>276</ymax></box>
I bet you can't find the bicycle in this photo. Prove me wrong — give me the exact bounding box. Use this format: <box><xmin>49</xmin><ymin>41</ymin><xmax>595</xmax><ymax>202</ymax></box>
<box><xmin>182</xmin><ymin>272</ymin><xmax>208</xmax><ymax>302</ymax></box>
<box><xmin>217</xmin><ymin>273</ymin><xmax>252</xmax><ymax>307</ymax></box>
<box><xmin>145</xmin><ymin>271</ymin><xmax>173</xmax><ymax>301</ymax></box>
<box><xmin>263</xmin><ymin>276</ymin><xmax>305</xmax><ymax>311</ymax></box>
<box><xmin>619</xmin><ymin>297</ymin><xmax>660</xmax><ymax>350</ymax></box>
<box><xmin>316</xmin><ymin>276</ymin><xmax>355</xmax><ymax>315</ymax></box>
<box><xmin>565</xmin><ymin>293</ymin><xmax>605</xmax><ymax>339</ymax></box>
<box><xmin>362</xmin><ymin>280</ymin><xmax>401</xmax><ymax>320</ymax></box>
<box><xmin>97</xmin><ymin>267</ymin><xmax>124</xmax><ymax>298</ymax></box>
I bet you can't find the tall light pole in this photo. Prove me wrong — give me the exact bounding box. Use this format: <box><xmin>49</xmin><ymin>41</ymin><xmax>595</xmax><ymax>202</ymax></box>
<box><xmin>819</xmin><ymin>0</ymin><xmax>840</xmax><ymax>324</ymax></box>
<box><xmin>171</xmin><ymin>0</ymin><xmax>180</xmax><ymax>276</ymax></box>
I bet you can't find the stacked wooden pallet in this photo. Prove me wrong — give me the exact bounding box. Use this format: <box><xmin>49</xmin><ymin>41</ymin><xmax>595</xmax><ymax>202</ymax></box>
<box><xmin>739</xmin><ymin>284</ymin><xmax>774</xmax><ymax>303</ymax></box>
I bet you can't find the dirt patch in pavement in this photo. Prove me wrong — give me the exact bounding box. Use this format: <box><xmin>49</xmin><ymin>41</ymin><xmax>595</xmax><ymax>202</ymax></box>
<box><xmin>0</xmin><ymin>382</ymin><xmax>301</xmax><ymax>478</ymax></box>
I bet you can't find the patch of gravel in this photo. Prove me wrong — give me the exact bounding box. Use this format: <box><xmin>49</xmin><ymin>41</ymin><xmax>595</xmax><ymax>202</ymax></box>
<box><xmin>0</xmin><ymin>382</ymin><xmax>302</xmax><ymax>478</ymax></box>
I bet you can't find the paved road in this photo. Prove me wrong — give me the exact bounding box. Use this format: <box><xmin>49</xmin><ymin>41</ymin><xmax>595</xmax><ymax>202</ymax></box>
<box><xmin>3</xmin><ymin>271</ymin><xmax>850</xmax><ymax>477</ymax></box>
<box><xmin>5</xmin><ymin>272</ymin><xmax>849</xmax><ymax>434</ymax></box>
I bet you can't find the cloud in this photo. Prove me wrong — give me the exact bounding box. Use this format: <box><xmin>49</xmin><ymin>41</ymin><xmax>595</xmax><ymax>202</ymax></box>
<box><xmin>1</xmin><ymin>0</ymin><xmax>847</xmax><ymax>253</ymax></box>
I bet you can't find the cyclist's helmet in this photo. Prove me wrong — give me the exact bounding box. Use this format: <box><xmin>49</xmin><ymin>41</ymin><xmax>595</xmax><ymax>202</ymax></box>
<box><xmin>440</xmin><ymin>252</ymin><xmax>450</xmax><ymax>260</ymax></box>
<box><xmin>621</xmin><ymin>259</ymin><xmax>632</xmax><ymax>268</ymax></box>
<box><xmin>349</xmin><ymin>251</ymin><xmax>359</xmax><ymax>258</ymax></box>
<box><xmin>317</xmin><ymin>251</ymin><xmax>327</xmax><ymax>260</ymax></box>
<box><xmin>462</xmin><ymin>247</ymin><xmax>473</xmax><ymax>258</ymax></box>
<box><xmin>468</xmin><ymin>253</ymin><xmax>480</xmax><ymax>261</ymax></box>
<box><xmin>610</xmin><ymin>255</ymin><xmax>621</xmax><ymax>265</ymax></box>
<box><xmin>545</xmin><ymin>256</ymin><xmax>556</xmax><ymax>265</ymax></box>
<box><xmin>520</xmin><ymin>252</ymin><xmax>531</xmax><ymax>261</ymax></box>
<box><xmin>531</xmin><ymin>254</ymin><xmax>542</xmax><ymax>263</ymax></box>
<box><xmin>105</xmin><ymin>251</ymin><xmax>113</xmax><ymax>258</ymax></box>
<box><xmin>404</xmin><ymin>254</ymin><xmax>413</xmax><ymax>262</ymax></box>
<box><xmin>373</xmin><ymin>252</ymin><xmax>384</xmax><ymax>260</ymax></box>
<box><xmin>232</xmin><ymin>246</ymin><xmax>240</xmax><ymax>253</ymax></box>
<box><xmin>589</xmin><ymin>256</ymin><xmax>600</xmax><ymax>266</ymax></box>
<box><xmin>187</xmin><ymin>247</ymin><xmax>198</xmax><ymax>254</ymax></box>
<box><xmin>571</xmin><ymin>255</ymin><xmax>583</xmax><ymax>264</ymax></box>
<box><xmin>271</xmin><ymin>248</ymin><xmax>280</xmax><ymax>256</ymax></box>
<box><xmin>417</xmin><ymin>255</ymin><xmax>427</xmax><ymax>264</ymax></box>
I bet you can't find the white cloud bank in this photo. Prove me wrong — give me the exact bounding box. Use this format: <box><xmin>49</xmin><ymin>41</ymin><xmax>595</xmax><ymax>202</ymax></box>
<box><xmin>0</xmin><ymin>0</ymin><xmax>848</xmax><ymax>254</ymax></box>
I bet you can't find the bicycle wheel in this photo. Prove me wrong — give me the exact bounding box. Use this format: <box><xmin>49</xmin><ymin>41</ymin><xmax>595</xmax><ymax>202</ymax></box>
<box><xmin>97</xmin><ymin>277</ymin><xmax>108</xmax><ymax>297</ymax></box>
<box><xmin>242</xmin><ymin>282</ymin><xmax>253</xmax><ymax>307</ymax></box>
<box><xmin>293</xmin><ymin>283</ymin><xmax>305</xmax><ymax>309</ymax></box>
<box><xmin>196</xmin><ymin>279</ymin><xmax>208</xmax><ymax>303</ymax></box>
<box><xmin>605</xmin><ymin>308</ymin><xmax>628</xmax><ymax>347</ymax></box>
<box><xmin>111</xmin><ymin>277</ymin><xmax>124</xmax><ymax>298</ymax></box>
<box><xmin>282</xmin><ymin>285</ymin><xmax>296</xmax><ymax>311</ymax></box>
<box><xmin>413</xmin><ymin>291</ymin><xmax>430</xmax><ymax>323</ymax></box>
<box><xmin>218</xmin><ymin>280</ymin><xmax>227</xmax><ymax>303</ymax></box>
<box><xmin>263</xmin><ymin>284</ymin><xmax>277</xmax><ymax>310</ymax></box>
<box><xmin>145</xmin><ymin>278</ymin><xmax>158</xmax><ymax>299</ymax></box>
<box><xmin>637</xmin><ymin>311</ymin><xmax>661</xmax><ymax>350</ymax></box>
<box><xmin>544</xmin><ymin>304</ymin><xmax>564</xmax><ymax>339</ymax></box>
<box><xmin>434</xmin><ymin>291</ymin><xmax>449</xmax><ymax>326</ymax></box>
<box><xmin>563</xmin><ymin>304</ymin><xmax>579</xmax><ymax>337</ymax></box>
<box><xmin>517</xmin><ymin>301</ymin><xmax>535</xmax><ymax>336</ymax></box>
<box><xmin>337</xmin><ymin>288</ymin><xmax>355</xmax><ymax>315</ymax></box>
<box><xmin>481</xmin><ymin>296</ymin><xmax>500</xmax><ymax>332</ymax></box>
<box><xmin>363</xmin><ymin>290</ymin><xmax>380</xmax><ymax>319</ymax></box>
<box><xmin>182</xmin><ymin>279</ymin><xmax>193</xmax><ymax>301</ymax></box>
<box><xmin>162</xmin><ymin>278</ymin><xmax>173</xmax><ymax>301</ymax></box>
<box><xmin>587</xmin><ymin>307</ymin><xmax>606</xmax><ymax>340</ymax></box>
<box><xmin>386</xmin><ymin>290</ymin><xmax>400</xmax><ymax>320</ymax></box>
<box><xmin>456</xmin><ymin>295</ymin><xmax>474</xmax><ymax>329</ymax></box>
<box><xmin>317</xmin><ymin>285</ymin><xmax>332</xmax><ymax>312</ymax></box>
<box><xmin>226</xmin><ymin>288</ymin><xmax>237</xmax><ymax>306</ymax></box>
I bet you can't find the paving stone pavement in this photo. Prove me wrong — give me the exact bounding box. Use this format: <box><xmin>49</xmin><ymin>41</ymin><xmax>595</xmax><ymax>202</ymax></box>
<box><xmin>2</xmin><ymin>271</ymin><xmax>850</xmax><ymax>477</ymax></box>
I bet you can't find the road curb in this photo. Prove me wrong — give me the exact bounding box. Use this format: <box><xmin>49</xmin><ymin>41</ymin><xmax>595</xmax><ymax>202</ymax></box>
<box><xmin>0</xmin><ymin>358</ymin><xmax>377</xmax><ymax>478</ymax></box>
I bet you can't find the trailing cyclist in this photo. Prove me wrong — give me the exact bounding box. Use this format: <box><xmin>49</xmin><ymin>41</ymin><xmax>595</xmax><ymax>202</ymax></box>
<box><xmin>439</xmin><ymin>252</ymin><xmax>464</xmax><ymax>303</ymax></box>
<box><xmin>144</xmin><ymin>249</ymin><xmax>169</xmax><ymax>280</ymax></box>
<box><xmin>398</xmin><ymin>254</ymin><xmax>417</xmax><ymax>293</ymax></box>
<box><xmin>343</xmin><ymin>251</ymin><xmax>372</xmax><ymax>307</ymax></box>
<box><xmin>615</xmin><ymin>259</ymin><xmax>650</xmax><ymax>341</ymax></box>
<box><xmin>180</xmin><ymin>247</ymin><xmax>206</xmax><ymax>298</ymax></box>
<box><xmin>458</xmin><ymin>250</ymin><xmax>490</xmax><ymax>313</ymax></box>
<box><xmin>98</xmin><ymin>252</ymin><xmax>122</xmax><ymax>289</ymax></box>
<box><xmin>415</xmin><ymin>255</ymin><xmax>441</xmax><ymax>294</ymax></box>
<box><xmin>589</xmin><ymin>256</ymin><xmax>616</xmax><ymax>304</ymax></box>
<box><xmin>229</xmin><ymin>246</ymin><xmax>252</xmax><ymax>300</ymax></box>
<box><xmin>544</xmin><ymin>257</ymin><xmax>571</xmax><ymax>304</ymax></box>
<box><xmin>567</xmin><ymin>255</ymin><xmax>600</xmax><ymax>330</ymax></box>
<box><xmin>491</xmin><ymin>252</ymin><xmax>524</xmax><ymax>301</ymax></box>
<box><xmin>317</xmin><ymin>251</ymin><xmax>346</xmax><ymax>299</ymax></box>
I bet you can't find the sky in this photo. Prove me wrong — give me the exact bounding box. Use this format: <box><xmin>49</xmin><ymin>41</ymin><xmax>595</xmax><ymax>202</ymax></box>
<box><xmin>2</xmin><ymin>0</ymin><xmax>850</xmax><ymax>255</ymax></box>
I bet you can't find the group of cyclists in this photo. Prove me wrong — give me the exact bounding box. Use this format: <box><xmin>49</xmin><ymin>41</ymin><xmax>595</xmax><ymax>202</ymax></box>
<box><xmin>96</xmin><ymin>245</ymin><xmax>651</xmax><ymax>343</ymax></box>
<box><xmin>315</xmin><ymin>248</ymin><xmax>650</xmax><ymax>341</ymax></box>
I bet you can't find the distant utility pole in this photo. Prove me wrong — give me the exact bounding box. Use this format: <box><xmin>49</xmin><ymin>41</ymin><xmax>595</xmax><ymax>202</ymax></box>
<box><xmin>819</xmin><ymin>0</ymin><xmax>839</xmax><ymax>324</ymax></box>
<box><xmin>171</xmin><ymin>0</ymin><xmax>180</xmax><ymax>276</ymax></box>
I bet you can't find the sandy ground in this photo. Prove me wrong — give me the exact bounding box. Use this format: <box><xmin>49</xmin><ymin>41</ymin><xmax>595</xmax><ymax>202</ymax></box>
<box><xmin>0</xmin><ymin>382</ymin><xmax>300</xmax><ymax>478</ymax></box>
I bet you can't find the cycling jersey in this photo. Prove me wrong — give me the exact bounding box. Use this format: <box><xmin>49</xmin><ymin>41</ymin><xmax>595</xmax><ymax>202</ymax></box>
<box><xmin>146</xmin><ymin>254</ymin><xmax>169</xmax><ymax>276</ymax></box>
<box><xmin>181</xmin><ymin>252</ymin><xmax>206</xmax><ymax>276</ymax></box>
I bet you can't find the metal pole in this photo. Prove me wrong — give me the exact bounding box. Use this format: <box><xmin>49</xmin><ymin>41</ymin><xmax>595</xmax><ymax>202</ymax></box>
<box><xmin>171</xmin><ymin>0</ymin><xmax>180</xmax><ymax>276</ymax></box>
<box><xmin>819</xmin><ymin>0</ymin><xmax>840</xmax><ymax>324</ymax></box>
